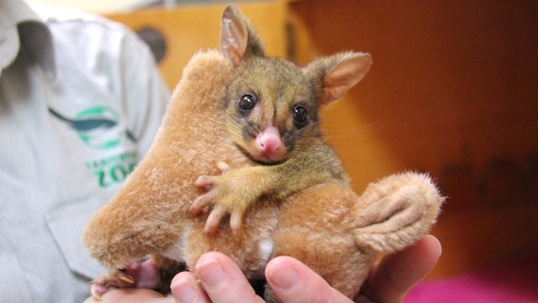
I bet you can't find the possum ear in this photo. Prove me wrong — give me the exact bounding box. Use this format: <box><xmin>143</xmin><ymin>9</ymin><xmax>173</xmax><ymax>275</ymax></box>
<box><xmin>220</xmin><ymin>4</ymin><xmax>265</xmax><ymax>66</ymax></box>
<box><xmin>305</xmin><ymin>52</ymin><xmax>372</xmax><ymax>105</ymax></box>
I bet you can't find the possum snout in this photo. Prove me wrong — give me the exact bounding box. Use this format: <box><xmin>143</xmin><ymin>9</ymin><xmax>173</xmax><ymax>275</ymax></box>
<box><xmin>256</xmin><ymin>126</ymin><xmax>284</xmax><ymax>162</ymax></box>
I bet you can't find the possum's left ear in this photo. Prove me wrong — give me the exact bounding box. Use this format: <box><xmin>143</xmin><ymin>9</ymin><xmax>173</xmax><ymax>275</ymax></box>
<box><xmin>220</xmin><ymin>4</ymin><xmax>265</xmax><ymax>66</ymax></box>
<box><xmin>305</xmin><ymin>52</ymin><xmax>372</xmax><ymax>104</ymax></box>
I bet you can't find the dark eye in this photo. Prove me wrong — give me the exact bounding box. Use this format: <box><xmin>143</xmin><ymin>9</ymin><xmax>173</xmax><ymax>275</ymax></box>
<box><xmin>238</xmin><ymin>94</ymin><xmax>257</xmax><ymax>112</ymax></box>
<box><xmin>293</xmin><ymin>105</ymin><xmax>308</xmax><ymax>128</ymax></box>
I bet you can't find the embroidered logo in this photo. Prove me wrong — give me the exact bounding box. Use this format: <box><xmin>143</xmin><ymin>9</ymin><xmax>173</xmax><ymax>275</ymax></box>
<box><xmin>48</xmin><ymin>106</ymin><xmax>135</xmax><ymax>149</ymax></box>
<box><xmin>49</xmin><ymin>106</ymin><xmax>138</xmax><ymax>188</ymax></box>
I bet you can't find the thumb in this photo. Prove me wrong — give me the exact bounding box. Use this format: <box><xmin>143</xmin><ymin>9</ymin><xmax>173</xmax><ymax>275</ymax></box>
<box><xmin>265</xmin><ymin>256</ymin><xmax>354</xmax><ymax>303</ymax></box>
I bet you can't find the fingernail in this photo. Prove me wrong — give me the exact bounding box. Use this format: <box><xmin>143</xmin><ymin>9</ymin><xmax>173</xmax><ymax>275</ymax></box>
<box><xmin>196</xmin><ymin>257</ymin><xmax>225</xmax><ymax>287</ymax></box>
<box><xmin>171</xmin><ymin>277</ymin><xmax>195</xmax><ymax>303</ymax></box>
<box><xmin>268</xmin><ymin>263</ymin><xmax>299</xmax><ymax>290</ymax></box>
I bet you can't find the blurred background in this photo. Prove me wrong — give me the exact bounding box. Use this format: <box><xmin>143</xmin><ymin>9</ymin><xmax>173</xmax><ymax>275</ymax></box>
<box><xmin>30</xmin><ymin>0</ymin><xmax>538</xmax><ymax>301</ymax></box>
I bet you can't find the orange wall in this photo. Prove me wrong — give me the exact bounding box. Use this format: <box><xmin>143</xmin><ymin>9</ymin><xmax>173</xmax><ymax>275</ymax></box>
<box><xmin>107</xmin><ymin>2</ymin><xmax>288</xmax><ymax>89</ymax></box>
<box><xmin>289</xmin><ymin>0</ymin><xmax>538</xmax><ymax>278</ymax></box>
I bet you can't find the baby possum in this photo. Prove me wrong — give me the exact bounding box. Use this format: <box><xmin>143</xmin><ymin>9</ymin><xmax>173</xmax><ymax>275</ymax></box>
<box><xmin>189</xmin><ymin>5</ymin><xmax>372</xmax><ymax>235</ymax></box>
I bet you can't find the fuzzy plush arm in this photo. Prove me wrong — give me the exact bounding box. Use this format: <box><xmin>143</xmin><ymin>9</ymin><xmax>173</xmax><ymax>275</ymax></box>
<box><xmin>351</xmin><ymin>172</ymin><xmax>444</xmax><ymax>253</ymax></box>
<box><xmin>83</xmin><ymin>50</ymin><xmax>237</xmax><ymax>270</ymax></box>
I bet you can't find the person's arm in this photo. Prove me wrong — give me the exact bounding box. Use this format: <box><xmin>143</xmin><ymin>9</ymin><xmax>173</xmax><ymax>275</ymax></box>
<box><xmin>84</xmin><ymin>235</ymin><xmax>440</xmax><ymax>303</ymax></box>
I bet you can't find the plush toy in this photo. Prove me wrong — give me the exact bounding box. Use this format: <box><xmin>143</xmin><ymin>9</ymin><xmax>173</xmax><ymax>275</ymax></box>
<box><xmin>83</xmin><ymin>5</ymin><xmax>443</xmax><ymax>302</ymax></box>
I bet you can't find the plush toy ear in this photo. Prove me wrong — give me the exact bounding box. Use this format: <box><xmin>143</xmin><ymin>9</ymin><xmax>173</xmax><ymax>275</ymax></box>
<box><xmin>304</xmin><ymin>52</ymin><xmax>372</xmax><ymax>105</ymax></box>
<box><xmin>220</xmin><ymin>4</ymin><xmax>265</xmax><ymax>66</ymax></box>
<box><xmin>351</xmin><ymin>172</ymin><xmax>444</xmax><ymax>254</ymax></box>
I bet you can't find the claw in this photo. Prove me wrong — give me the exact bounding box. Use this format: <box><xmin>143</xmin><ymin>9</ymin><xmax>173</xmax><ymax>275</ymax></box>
<box><xmin>118</xmin><ymin>272</ymin><xmax>135</xmax><ymax>284</ymax></box>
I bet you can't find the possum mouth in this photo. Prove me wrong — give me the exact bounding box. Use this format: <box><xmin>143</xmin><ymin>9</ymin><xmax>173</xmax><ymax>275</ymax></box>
<box><xmin>235</xmin><ymin>144</ymin><xmax>288</xmax><ymax>166</ymax></box>
<box><xmin>251</xmin><ymin>148</ymin><xmax>286</xmax><ymax>164</ymax></box>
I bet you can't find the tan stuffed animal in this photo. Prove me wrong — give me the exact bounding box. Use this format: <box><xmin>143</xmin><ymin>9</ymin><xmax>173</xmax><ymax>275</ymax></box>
<box><xmin>83</xmin><ymin>5</ymin><xmax>443</xmax><ymax>302</ymax></box>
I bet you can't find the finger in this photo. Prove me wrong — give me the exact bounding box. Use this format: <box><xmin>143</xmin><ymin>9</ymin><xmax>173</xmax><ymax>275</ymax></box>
<box><xmin>229</xmin><ymin>208</ymin><xmax>246</xmax><ymax>237</ymax></box>
<box><xmin>86</xmin><ymin>288</ymin><xmax>165</xmax><ymax>302</ymax></box>
<box><xmin>217</xmin><ymin>162</ymin><xmax>231</xmax><ymax>173</ymax></box>
<box><xmin>265</xmin><ymin>256</ymin><xmax>354</xmax><ymax>303</ymax></box>
<box><xmin>190</xmin><ymin>191</ymin><xmax>216</xmax><ymax>215</ymax></box>
<box><xmin>362</xmin><ymin>235</ymin><xmax>442</xmax><ymax>303</ymax></box>
<box><xmin>171</xmin><ymin>272</ymin><xmax>210</xmax><ymax>303</ymax></box>
<box><xmin>195</xmin><ymin>252</ymin><xmax>265</xmax><ymax>303</ymax></box>
<box><xmin>89</xmin><ymin>271</ymin><xmax>134</xmax><ymax>300</ymax></box>
<box><xmin>194</xmin><ymin>176</ymin><xmax>214</xmax><ymax>188</ymax></box>
<box><xmin>89</xmin><ymin>283</ymin><xmax>107</xmax><ymax>300</ymax></box>
<box><xmin>204</xmin><ymin>206</ymin><xmax>227</xmax><ymax>235</ymax></box>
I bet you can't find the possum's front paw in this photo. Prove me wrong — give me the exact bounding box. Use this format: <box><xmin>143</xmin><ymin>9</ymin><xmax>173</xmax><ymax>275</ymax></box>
<box><xmin>191</xmin><ymin>162</ymin><xmax>251</xmax><ymax>236</ymax></box>
<box><xmin>89</xmin><ymin>261</ymin><xmax>161</xmax><ymax>299</ymax></box>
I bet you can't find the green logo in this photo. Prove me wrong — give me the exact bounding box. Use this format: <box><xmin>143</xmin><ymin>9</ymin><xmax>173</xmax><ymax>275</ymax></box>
<box><xmin>49</xmin><ymin>106</ymin><xmax>138</xmax><ymax>188</ymax></box>
<box><xmin>76</xmin><ymin>106</ymin><xmax>121</xmax><ymax>149</ymax></box>
<box><xmin>49</xmin><ymin>106</ymin><xmax>135</xmax><ymax>149</ymax></box>
<box><xmin>86</xmin><ymin>151</ymin><xmax>137</xmax><ymax>188</ymax></box>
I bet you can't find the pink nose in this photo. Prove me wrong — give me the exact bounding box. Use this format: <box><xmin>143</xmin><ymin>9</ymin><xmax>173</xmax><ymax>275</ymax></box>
<box><xmin>257</xmin><ymin>126</ymin><xmax>282</xmax><ymax>155</ymax></box>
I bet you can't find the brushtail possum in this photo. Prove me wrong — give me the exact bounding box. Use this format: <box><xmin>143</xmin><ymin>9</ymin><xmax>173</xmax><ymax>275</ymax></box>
<box><xmin>189</xmin><ymin>5</ymin><xmax>372</xmax><ymax>235</ymax></box>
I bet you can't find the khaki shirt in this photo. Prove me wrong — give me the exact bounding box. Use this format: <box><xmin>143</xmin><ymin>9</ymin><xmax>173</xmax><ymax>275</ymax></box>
<box><xmin>0</xmin><ymin>1</ymin><xmax>170</xmax><ymax>302</ymax></box>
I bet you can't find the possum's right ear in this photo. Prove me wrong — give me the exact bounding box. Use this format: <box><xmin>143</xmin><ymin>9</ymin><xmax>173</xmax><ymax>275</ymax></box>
<box><xmin>220</xmin><ymin>4</ymin><xmax>265</xmax><ymax>66</ymax></box>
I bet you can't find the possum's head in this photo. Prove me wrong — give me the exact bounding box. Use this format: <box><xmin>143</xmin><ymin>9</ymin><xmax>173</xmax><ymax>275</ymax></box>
<box><xmin>220</xmin><ymin>4</ymin><xmax>372</xmax><ymax>164</ymax></box>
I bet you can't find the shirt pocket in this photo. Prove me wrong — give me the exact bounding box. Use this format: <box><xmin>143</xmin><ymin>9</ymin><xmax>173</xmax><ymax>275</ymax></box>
<box><xmin>46</xmin><ymin>192</ymin><xmax>112</xmax><ymax>280</ymax></box>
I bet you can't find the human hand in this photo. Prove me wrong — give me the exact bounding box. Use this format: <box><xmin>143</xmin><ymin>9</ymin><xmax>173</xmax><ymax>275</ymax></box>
<box><xmin>83</xmin><ymin>288</ymin><xmax>171</xmax><ymax>303</ymax></box>
<box><xmin>170</xmin><ymin>235</ymin><xmax>441</xmax><ymax>303</ymax></box>
<box><xmin>356</xmin><ymin>235</ymin><xmax>442</xmax><ymax>303</ymax></box>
